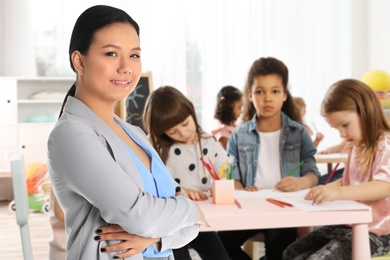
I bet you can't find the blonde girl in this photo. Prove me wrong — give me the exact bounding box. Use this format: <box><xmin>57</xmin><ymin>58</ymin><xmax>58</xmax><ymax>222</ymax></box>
<box><xmin>283</xmin><ymin>79</ymin><xmax>390</xmax><ymax>259</ymax></box>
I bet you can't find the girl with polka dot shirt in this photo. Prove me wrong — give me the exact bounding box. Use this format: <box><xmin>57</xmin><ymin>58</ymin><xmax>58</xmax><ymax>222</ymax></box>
<box><xmin>144</xmin><ymin>86</ymin><xmax>230</xmax><ymax>260</ymax></box>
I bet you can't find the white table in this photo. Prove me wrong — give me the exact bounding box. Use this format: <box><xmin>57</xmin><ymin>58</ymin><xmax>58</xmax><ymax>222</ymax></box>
<box><xmin>315</xmin><ymin>153</ymin><xmax>347</xmax><ymax>173</ymax></box>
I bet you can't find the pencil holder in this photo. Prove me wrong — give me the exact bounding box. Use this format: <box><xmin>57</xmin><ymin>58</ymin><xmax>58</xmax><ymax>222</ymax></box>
<box><xmin>211</xmin><ymin>179</ymin><xmax>234</xmax><ymax>204</ymax></box>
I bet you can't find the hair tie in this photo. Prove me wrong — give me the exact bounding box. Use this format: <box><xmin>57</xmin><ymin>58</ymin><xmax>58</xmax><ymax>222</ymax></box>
<box><xmin>220</xmin><ymin>96</ymin><xmax>225</xmax><ymax>101</ymax></box>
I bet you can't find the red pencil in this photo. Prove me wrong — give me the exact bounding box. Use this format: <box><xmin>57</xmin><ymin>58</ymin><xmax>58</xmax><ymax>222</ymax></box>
<box><xmin>324</xmin><ymin>162</ymin><xmax>340</xmax><ymax>185</ymax></box>
<box><xmin>200</xmin><ymin>159</ymin><xmax>219</xmax><ymax>180</ymax></box>
<box><xmin>268</xmin><ymin>198</ymin><xmax>293</xmax><ymax>207</ymax></box>
<box><xmin>266</xmin><ymin>198</ymin><xmax>285</xmax><ymax>208</ymax></box>
<box><xmin>234</xmin><ymin>199</ymin><xmax>242</xmax><ymax>209</ymax></box>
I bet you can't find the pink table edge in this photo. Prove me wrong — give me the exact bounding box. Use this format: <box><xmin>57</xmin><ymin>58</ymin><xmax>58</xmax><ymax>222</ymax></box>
<box><xmin>199</xmin><ymin>197</ymin><xmax>372</xmax><ymax>260</ymax></box>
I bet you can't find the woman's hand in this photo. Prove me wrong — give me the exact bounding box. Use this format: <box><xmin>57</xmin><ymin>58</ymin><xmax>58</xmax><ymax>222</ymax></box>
<box><xmin>95</xmin><ymin>224</ymin><xmax>160</xmax><ymax>258</ymax></box>
<box><xmin>305</xmin><ymin>185</ymin><xmax>340</xmax><ymax>204</ymax></box>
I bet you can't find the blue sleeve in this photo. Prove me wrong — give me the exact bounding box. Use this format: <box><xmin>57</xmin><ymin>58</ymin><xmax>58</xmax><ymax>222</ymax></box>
<box><xmin>227</xmin><ymin>131</ymin><xmax>241</xmax><ymax>181</ymax></box>
<box><xmin>299</xmin><ymin>127</ymin><xmax>321</xmax><ymax>177</ymax></box>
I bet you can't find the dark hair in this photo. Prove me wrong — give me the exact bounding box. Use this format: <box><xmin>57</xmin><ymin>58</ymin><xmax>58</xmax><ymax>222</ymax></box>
<box><xmin>321</xmin><ymin>79</ymin><xmax>390</xmax><ymax>173</ymax></box>
<box><xmin>241</xmin><ymin>57</ymin><xmax>301</xmax><ymax>124</ymax></box>
<box><xmin>69</xmin><ymin>5</ymin><xmax>139</xmax><ymax>72</ymax></box>
<box><xmin>59</xmin><ymin>83</ymin><xmax>76</xmax><ymax>119</ymax></box>
<box><xmin>214</xmin><ymin>85</ymin><xmax>243</xmax><ymax>125</ymax></box>
<box><xmin>143</xmin><ymin>86</ymin><xmax>204</xmax><ymax>163</ymax></box>
<box><xmin>61</xmin><ymin>5</ymin><xmax>140</xmax><ymax>115</ymax></box>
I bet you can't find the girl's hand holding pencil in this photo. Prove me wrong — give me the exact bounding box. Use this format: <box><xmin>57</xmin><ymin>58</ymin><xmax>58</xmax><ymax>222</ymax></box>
<box><xmin>274</xmin><ymin>160</ymin><xmax>304</xmax><ymax>192</ymax></box>
<box><xmin>306</xmin><ymin>163</ymin><xmax>340</xmax><ymax>205</ymax></box>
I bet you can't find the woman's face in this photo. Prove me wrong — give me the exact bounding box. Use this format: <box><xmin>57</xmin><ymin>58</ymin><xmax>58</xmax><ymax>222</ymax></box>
<box><xmin>164</xmin><ymin>116</ymin><xmax>197</xmax><ymax>145</ymax></box>
<box><xmin>74</xmin><ymin>22</ymin><xmax>142</xmax><ymax>103</ymax></box>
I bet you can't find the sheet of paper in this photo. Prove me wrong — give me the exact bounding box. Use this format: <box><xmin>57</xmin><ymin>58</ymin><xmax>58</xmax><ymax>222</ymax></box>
<box><xmin>235</xmin><ymin>189</ymin><xmax>370</xmax><ymax>212</ymax></box>
<box><xmin>235</xmin><ymin>189</ymin><xmax>309</xmax><ymax>199</ymax></box>
<box><xmin>279</xmin><ymin>197</ymin><xmax>371</xmax><ymax>212</ymax></box>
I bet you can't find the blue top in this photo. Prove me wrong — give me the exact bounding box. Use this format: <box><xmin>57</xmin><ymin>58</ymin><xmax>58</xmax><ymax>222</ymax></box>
<box><xmin>48</xmin><ymin>97</ymin><xmax>199</xmax><ymax>260</ymax></box>
<box><xmin>227</xmin><ymin>113</ymin><xmax>320</xmax><ymax>187</ymax></box>
<box><xmin>121</xmin><ymin>125</ymin><xmax>174</xmax><ymax>258</ymax></box>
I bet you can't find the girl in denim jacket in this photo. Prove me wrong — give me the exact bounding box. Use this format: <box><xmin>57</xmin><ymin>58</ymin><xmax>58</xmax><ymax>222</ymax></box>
<box><xmin>218</xmin><ymin>57</ymin><xmax>320</xmax><ymax>260</ymax></box>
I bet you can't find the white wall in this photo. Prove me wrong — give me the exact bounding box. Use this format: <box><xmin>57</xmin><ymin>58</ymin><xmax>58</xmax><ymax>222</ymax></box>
<box><xmin>367</xmin><ymin>0</ymin><xmax>390</xmax><ymax>72</ymax></box>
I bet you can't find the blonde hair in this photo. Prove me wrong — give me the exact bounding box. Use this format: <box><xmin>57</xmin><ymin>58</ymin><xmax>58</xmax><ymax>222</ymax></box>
<box><xmin>321</xmin><ymin>79</ymin><xmax>390</xmax><ymax>173</ymax></box>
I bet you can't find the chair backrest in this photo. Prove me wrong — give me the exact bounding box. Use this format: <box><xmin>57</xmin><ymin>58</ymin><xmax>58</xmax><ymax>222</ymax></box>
<box><xmin>10</xmin><ymin>153</ymin><xmax>34</xmax><ymax>260</ymax></box>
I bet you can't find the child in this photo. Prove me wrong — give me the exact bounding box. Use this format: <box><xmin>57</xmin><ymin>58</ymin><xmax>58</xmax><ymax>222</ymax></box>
<box><xmin>211</xmin><ymin>85</ymin><xmax>243</xmax><ymax>149</ymax></box>
<box><xmin>317</xmin><ymin>139</ymin><xmax>347</xmax><ymax>185</ymax></box>
<box><xmin>294</xmin><ymin>96</ymin><xmax>324</xmax><ymax>147</ymax></box>
<box><xmin>283</xmin><ymin>79</ymin><xmax>390</xmax><ymax>259</ymax></box>
<box><xmin>218</xmin><ymin>57</ymin><xmax>320</xmax><ymax>260</ymax></box>
<box><xmin>143</xmin><ymin>86</ymin><xmax>230</xmax><ymax>260</ymax></box>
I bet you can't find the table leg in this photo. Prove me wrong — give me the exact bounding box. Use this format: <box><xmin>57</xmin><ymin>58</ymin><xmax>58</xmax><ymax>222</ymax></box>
<box><xmin>327</xmin><ymin>163</ymin><xmax>332</xmax><ymax>174</ymax></box>
<box><xmin>352</xmin><ymin>223</ymin><xmax>370</xmax><ymax>260</ymax></box>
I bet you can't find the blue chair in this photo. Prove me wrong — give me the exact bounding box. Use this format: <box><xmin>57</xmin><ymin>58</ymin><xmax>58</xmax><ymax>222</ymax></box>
<box><xmin>10</xmin><ymin>153</ymin><xmax>34</xmax><ymax>260</ymax></box>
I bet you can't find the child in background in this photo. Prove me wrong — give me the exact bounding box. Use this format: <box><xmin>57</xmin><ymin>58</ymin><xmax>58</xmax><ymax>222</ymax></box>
<box><xmin>284</xmin><ymin>79</ymin><xmax>390</xmax><ymax>259</ymax></box>
<box><xmin>143</xmin><ymin>86</ymin><xmax>230</xmax><ymax>260</ymax></box>
<box><xmin>218</xmin><ymin>57</ymin><xmax>320</xmax><ymax>260</ymax></box>
<box><xmin>316</xmin><ymin>139</ymin><xmax>347</xmax><ymax>185</ymax></box>
<box><xmin>294</xmin><ymin>96</ymin><xmax>324</xmax><ymax>147</ymax></box>
<box><xmin>211</xmin><ymin>85</ymin><xmax>243</xmax><ymax>149</ymax></box>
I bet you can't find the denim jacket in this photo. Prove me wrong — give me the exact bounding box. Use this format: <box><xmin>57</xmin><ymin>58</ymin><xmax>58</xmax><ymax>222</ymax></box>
<box><xmin>227</xmin><ymin>113</ymin><xmax>320</xmax><ymax>187</ymax></box>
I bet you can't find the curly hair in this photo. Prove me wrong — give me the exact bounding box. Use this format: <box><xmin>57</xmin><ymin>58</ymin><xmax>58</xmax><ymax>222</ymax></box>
<box><xmin>214</xmin><ymin>85</ymin><xmax>243</xmax><ymax>125</ymax></box>
<box><xmin>241</xmin><ymin>57</ymin><xmax>301</xmax><ymax>124</ymax></box>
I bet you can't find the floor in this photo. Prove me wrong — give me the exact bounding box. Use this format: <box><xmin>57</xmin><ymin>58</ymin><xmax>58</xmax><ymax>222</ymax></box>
<box><xmin>0</xmin><ymin>201</ymin><xmax>51</xmax><ymax>260</ymax></box>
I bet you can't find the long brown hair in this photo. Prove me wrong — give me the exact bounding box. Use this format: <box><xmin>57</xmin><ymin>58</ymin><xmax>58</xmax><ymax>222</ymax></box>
<box><xmin>143</xmin><ymin>86</ymin><xmax>204</xmax><ymax>163</ymax></box>
<box><xmin>241</xmin><ymin>57</ymin><xmax>301</xmax><ymax>124</ymax></box>
<box><xmin>321</xmin><ymin>79</ymin><xmax>390</xmax><ymax>173</ymax></box>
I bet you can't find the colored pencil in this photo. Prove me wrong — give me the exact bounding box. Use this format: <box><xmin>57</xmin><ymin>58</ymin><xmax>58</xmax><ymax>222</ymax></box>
<box><xmin>266</xmin><ymin>198</ymin><xmax>285</xmax><ymax>208</ymax></box>
<box><xmin>234</xmin><ymin>199</ymin><xmax>242</xmax><ymax>209</ymax></box>
<box><xmin>288</xmin><ymin>160</ymin><xmax>305</xmax><ymax>176</ymax></box>
<box><xmin>218</xmin><ymin>162</ymin><xmax>227</xmax><ymax>178</ymax></box>
<box><xmin>267</xmin><ymin>198</ymin><xmax>293</xmax><ymax>207</ymax></box>
<box><xmin>312</xmin><ymin>162</ymin><xmax>341</xmax><ymax>205</ymax></box>
<box><xmin>208</xmin><ymin>158</ymin><xmax>218</xmax><ymax>177</ymax></box>
<box><xmin>200</xmin><ymin>159</ymin><xmax>219</xmax><ymax>180</ymax></box>
<box><xmin>324</xmin><ymin>162</ymin><xmax>340</xmax><ymax>185</ymax></box>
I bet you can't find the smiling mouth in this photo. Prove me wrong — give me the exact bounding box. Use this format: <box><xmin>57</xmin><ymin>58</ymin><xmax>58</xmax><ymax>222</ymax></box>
<box><xmin>111</xmin><ymin>80</ymin><xmax>130</xmax><ymax>84</ymax></box>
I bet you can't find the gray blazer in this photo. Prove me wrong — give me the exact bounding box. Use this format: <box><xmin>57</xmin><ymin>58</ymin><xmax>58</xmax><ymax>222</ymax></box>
<box><xmin>48</xmin><ymin>97</ymin><xmax>200</xmax><ymax>260</ymax></box>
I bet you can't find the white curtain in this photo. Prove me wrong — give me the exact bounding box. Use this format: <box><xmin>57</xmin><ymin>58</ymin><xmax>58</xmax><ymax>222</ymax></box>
<box><xmin>8</xmin><ymin>0</ymin><xmax>357</xmax><ymax>149</ymax></box>
<box><xmin>0</xmin><ymin>0</ymin><xmax>36</xmax><ymax>76</ymax></box>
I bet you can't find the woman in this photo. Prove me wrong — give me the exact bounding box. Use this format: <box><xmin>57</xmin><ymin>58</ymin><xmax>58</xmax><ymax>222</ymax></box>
<box><xmin>48</xmin><ymin>5</ymin><xmax>205</xmax><ymax>260</ymax></box>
